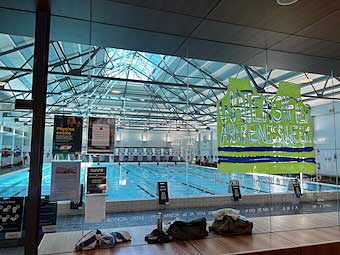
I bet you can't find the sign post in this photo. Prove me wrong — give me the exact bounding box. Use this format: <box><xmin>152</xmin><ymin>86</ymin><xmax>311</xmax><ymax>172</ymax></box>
<box><xmin>157</xmin><ymin>182</ymin><xmax>169</xmax><ymax>205</ymax></box>
<box><xmin>39</xmin><ymin>197</ymin><xmax>57</xmax><ymax>234</ymax></box>
<box><xmin>85</xmin><ymin>167</ymin><xmax>107</xmax><ymax>223</ymax></box>
<box><xmin>229</xmin><ymin>180</ymin><xmax>242</xmax><ymax>201</ymax></box>
<box><xmin>86</xmin><ymin>167</ymin><xmax>107</xmax><ymax>194</ymax></box>
<box><xmin>291</xmin><ymin>178</ymin><xmax>302</xmax><ymax>198</ymax></box>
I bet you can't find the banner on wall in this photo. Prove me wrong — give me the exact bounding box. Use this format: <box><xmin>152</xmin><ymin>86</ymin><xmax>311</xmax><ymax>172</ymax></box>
<box><xmin>0</xmin><ymin>197</ymin><xmax>24</xmax><ymax>239</ymax></box>
<box><xmin>87</xmin><ymin>117</ymin><xmax>115</xmax><ymax>154</ymax></box>
<box><xmin>217</xmin><ymin>78</ymin><xmax>315</xmax><ymax>174</ymax></box>
<box><xmin>86</xmin><ymin>167</ymin><xmax>107</xmax><ymax>194</ymax></box>
<box><xmin>52</xmin><ymin>115</ymin><xmax>83</xmax><ymax>154</ymax></box>
<box><xmin>50</xmin><ymin>160</ymin><xmax>81</xmax><ymax>201</ymax></box>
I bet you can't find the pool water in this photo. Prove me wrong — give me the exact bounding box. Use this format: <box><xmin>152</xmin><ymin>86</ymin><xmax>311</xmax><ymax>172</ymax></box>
<box><xmin>0</xmin><ymin>163</ymin><xmax>337</xmax><ymax>200</ymax></box>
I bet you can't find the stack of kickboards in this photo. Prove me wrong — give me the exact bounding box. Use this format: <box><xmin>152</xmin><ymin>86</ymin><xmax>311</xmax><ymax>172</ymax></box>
<box><xmin>145</xmin><ymin>208</ymin><xmax>253</xmax><ymax>244</ymax></box>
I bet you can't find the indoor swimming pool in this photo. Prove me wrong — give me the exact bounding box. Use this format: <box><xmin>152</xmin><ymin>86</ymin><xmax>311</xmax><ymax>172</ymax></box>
<box><xmin>0</xmin><ymin>163</ymin><xmax>337</xmax><ymax>200</ymax></box>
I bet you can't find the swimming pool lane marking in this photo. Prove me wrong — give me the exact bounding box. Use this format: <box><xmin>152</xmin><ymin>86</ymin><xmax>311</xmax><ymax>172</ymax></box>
<box><xmin>0</xmin><ymin>167</ymin><xmax>29</xmax><ymax>178</ymax></box>
<box><xmin>0</xmin><ymin>165</ymin><xmax>52</xmax><ymax>197</ymax></box>
<box><xmin>128</xmin><ymin>179</ymin><xmax>155</xmax><ymax>198</ymax></box>
<box><xmin>14</xmin><ymin>167</ymin><xmax>52</xmax><ymax>197</ymax></box>
<box><xmin>121</xmin><ymin>166</ymin><xmax>156</xmax><ymax>198</ymax></box>
<box><xmin>125</xmin><ymin>165</ymin><xmax>308</xmax><ymax>196</ymax></box>
<box><xmin>141</xmin><ymin>165</ymin><xmax>217</xmax><ymax>196</ymax></box>
<box><xmin>1</xmin><ymin>164</ymin><xmax>332</xmax><ymax>198</ymax></box>
<box><xmin>147</xmin><ymin>165</ymin><xmax>216</xmax><ymax>195</ymax></box>
<box><xmin>0</xmin><ymin>180</ymin><xmax>26</xmax><ymax>197</ymax></box>
<box><xmin>166</xmin><ymin>166</ymin><xmax>234</xmax><ymax>194</ymax></box>
<box><xmin>192</xmin><ymin>166</ymin><xmax>290</xmax><ymax>192</ymax></box>
<box><xmin>125</xmin><ymin>164</ymin><xmax>213</xmax><ymax>196</ymax></box>
<box><xmin>167</xmin><ymin>168</ymin><xmax>217</xmax><ymax>195</ymax></box>
<box><xmin>193</xmin><ymin>165</ymin><xmax>292</xmax><ymax>188</ymax></box>
<box><xmin>167</xmin><ymin>166</ymin><xmax>270</xmax><ymax>194</ymax></box>
<box><xmin>0</xmin><ymin>167</ymin><xmax>34</xmax><ymax>196</ymax></box>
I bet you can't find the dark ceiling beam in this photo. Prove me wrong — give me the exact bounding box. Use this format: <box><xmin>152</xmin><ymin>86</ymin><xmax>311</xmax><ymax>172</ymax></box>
<box><xmin>0</xmin><ymin>42</ymin><xmax>34</xmax><ymax>57</ymax></box>
<box><xmin>181</xmin><ymin>58</ymin><xmax>227</xmax><ymax>89</ymax></box>
<box><xmin>125</xmin><ymin>57</ymin><xmax>222</xmax><ymax>115</ymax></box>
<box><xmin>12</xmin><ymin>114</ymin><xmax>197</xmax><ymax>122</ymax></box>
<box><xmin>79</xmin><ymin>47</ymin><xmax>102</xmax><ymax>71</ymax></box>
<box><xmin>49</xmin><ymin>49</ymin><xmax>98</xmax><ymax>69</ymax></box>
<box><xmin>247</xmin><ymin>66</ymin><xmax>279</xmax><ymax>89</ymax></box>
<box><xmin>320</xmin><ymin>76</ymin><xmax>330</xmax><ymax>96</ymax></box>
<box><xmin>0</xmin><ymin>65</ymin><xmax>227</xmax><ymax>90</ymax></box>
<box><xmin>129</xmin><ymin>63</ymin><xmax>213</xmax><ymax>119</ymax></box>
<box><xmin>144</xmin><ymin>85</ymin><xmax>202</xmax><ymax>128</ymax></box>
<box><xmin>51</xmin><ymin>42</ymin><xmax>82</xmax><ymax>112</ymax></box>
<box><xmin>178</xmin><ymin>58</ymin><xmax>220</xmax><ymax>104</ymax></box>
<box><xmin>244</xmin><ymin>66</ymin><xmax>265</xmax><ymax>92</ymax></box>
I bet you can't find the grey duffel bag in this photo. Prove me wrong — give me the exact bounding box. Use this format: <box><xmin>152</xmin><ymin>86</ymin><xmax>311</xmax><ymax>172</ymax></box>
<box><xmin>210</xmin><ymin>215</ymin><xmax>253</xmax><ymax>236</ymax></box>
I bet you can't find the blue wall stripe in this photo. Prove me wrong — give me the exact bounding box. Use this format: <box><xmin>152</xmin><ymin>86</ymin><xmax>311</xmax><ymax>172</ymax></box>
<box><xmin>218</xmin><ymin>156</ymin><xmax>315</xmax><ymax>164</ymax></box>
<box><xmin>218</xmin><ymin>146</ymin><xmax>314</xmax><ymax>153</ymax></box>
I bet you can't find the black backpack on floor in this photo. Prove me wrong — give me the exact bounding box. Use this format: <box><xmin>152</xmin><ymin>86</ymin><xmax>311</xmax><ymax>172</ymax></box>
<box><xmin>167</xmin><ymin>218</ymin><xmax>208</xmax><ymax>240</ymax></box>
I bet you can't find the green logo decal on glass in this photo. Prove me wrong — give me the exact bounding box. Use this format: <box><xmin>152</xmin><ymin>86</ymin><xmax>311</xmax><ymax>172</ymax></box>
<box><xmin>217</xmin><ymin>78</ymin><xmax>314</xmax><ymax>174</ymax></box>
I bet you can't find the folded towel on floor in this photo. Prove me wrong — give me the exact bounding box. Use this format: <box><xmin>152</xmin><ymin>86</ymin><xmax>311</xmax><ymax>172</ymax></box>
<box><xmin>212</xmin><ymin>208</ymin><xmax>240</xmax><ymax>221</ymax></box>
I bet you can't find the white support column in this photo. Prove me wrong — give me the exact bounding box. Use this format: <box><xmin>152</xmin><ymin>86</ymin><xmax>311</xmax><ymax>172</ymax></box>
<box><xmin>0</xmin><ymin>133</ymin><xmax>3</xmax><ymax>169</ymax></box>
<box><xmin>21</xmin><ymin>134</ymin><xmax>25</xmax><ymax>164</ymax></box>
<box><xmin>0</xmin><ymin>115</ymin><xmax>2</xmax><ymax>168</ymax></box>
<box><xmin>11</xmin><ymin>129</ymin><xmax>15</xmax><ymax>166</ymax></box>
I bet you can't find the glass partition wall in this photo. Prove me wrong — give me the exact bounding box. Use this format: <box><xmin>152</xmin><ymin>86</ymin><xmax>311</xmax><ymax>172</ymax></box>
<box><xmin>1</xmin><ymin>33</ymin><xmax>340</xmax><ymax>254</ymax></box>
<box><xmin>28</xmin><ymin>37</ymin><xmax>338</xmax><ymax>251</ymax></box>
<box><xmin>268</xmin><ymin>68</ymin><xmax>340</xmax><ymax>232</ymax></box>
<box><xmin>0</xmin><ymin>33</ymin><xmax>34</xmax><ymax>255</ymax></box>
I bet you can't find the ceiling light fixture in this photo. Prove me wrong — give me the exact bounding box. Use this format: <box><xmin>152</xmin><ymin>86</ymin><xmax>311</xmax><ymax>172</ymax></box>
<box><xmin>0</xmin><ymin>81</ymin><xmax>7</xmax><ymax>87</ymax></box>
<box><xmin>276</xmin><ymin>0</ymin><xmax>299</xmax><ymax>6</ymax></box>
<box><xmin>111</xmin><ymin>89</ymin><xmax>120</xmax><ymax>94</ymax></box>
<box><xmin>300</xmin><ymin>78</ymin><xmax>313</xmax><ymax>84</ymax></box>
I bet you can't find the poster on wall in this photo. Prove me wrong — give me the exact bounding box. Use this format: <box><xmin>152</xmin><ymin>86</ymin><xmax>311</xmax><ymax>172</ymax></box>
<box><xmin>52</xmin><ymin>115</ymin><xmax>83</xmax><ymax>154</ymax></box>
<box><xmin>86</xmin><ymin>167</ymin><xmax>107</xmax><ymax>194</ymax></box>
<box><xmin>0</xmin><ymin>197</ymin><xmax>24</xmax><ymax>239</ymax></box>
<box><xmin>87</xmin><ymin>117</ymin><xmax>115</xmax><ymax>154</ymax></box>
<box><xmin>216</xmin><ymin>78</ymin><xmax>315</xmax><ymax>174</ymax></box>
<box><xmin>50</xmin><ymin>160</ymin><xmax>81</xmax><ymax>201</ymax></box>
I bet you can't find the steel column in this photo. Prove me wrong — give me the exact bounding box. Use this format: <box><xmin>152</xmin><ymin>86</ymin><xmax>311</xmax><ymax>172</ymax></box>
<box><xmin>24</xmin><ymin>4</ymin><xmax>50</xmax><ymax>255</ymax></box>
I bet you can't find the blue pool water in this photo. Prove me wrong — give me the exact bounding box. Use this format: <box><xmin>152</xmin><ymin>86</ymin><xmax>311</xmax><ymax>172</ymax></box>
<box><xmin>0</xmin><ymin>163</ymin><xmax>337</xmax><ymax>200</ymax></box>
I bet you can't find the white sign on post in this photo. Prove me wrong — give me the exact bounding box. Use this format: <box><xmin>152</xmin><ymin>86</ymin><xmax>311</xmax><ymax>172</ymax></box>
<box><xmin>50</xmin><ymin>160</ymin><xmax>81</xmax><ymax>202</ymax></box>
<box><xmin>85</xmin><ymin>194</ymin><xmax>106</xmax><ymax>223</ymax></box>
<box><xmin>84</xmin><ymin>166</ymin><xmax>107</xmax><ymax>223</ymax></box>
